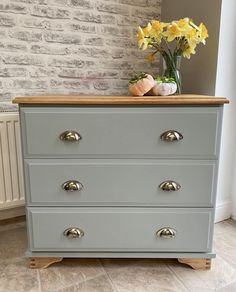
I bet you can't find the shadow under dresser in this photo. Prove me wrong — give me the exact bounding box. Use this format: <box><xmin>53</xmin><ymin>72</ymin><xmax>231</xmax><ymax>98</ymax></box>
<box><xmin>12</xmin><ymin>94</ymin><xmax>229</xmax><ymax>269</ymax></box>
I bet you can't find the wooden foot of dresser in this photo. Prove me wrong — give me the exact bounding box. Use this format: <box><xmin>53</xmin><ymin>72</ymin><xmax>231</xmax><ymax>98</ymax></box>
<box><xmin>178</xmin><ymin>258</ymin><xmax>211</xmax><ymax>270</ymax></box>
<box><xmin>29</xmin><ymin>257</ymin><xmax>211</xmax><ymax>269</ymax></box>
<box><xmin>29</xmin><ymin>257</ymin><xmax>63</xmax><ymax>269</ymax></box>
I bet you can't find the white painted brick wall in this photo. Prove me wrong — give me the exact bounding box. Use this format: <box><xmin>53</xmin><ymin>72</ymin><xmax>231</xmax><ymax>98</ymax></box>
<box><xmin>0</xmin><ymin>0</ymin><xmax>161</xmax><ymax>101</ymax></box>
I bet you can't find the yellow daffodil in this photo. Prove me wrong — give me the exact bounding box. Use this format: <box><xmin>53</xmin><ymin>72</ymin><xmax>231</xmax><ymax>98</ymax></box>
<box><xmin>175</xmin><ymin>18</ymin><xmax>192</xmax><ymax>35</ymax></box>
<box><xmin>183</xmin><ymin>45</ymin><xmax>196</xmax><ymax>59</ymax></box>
<box><xmin>163</xmin><ymin>23</ymin><xmax>182</xmax><ymax>42</ymax></box>
<box><xmin>139</xmin><ymin>38</ymin><xmax>150</xmax><ymax>50</ymax></box>
<box><xmin>135</xmin><ymin>18</ymin><xmax>208</xmax><ymax>95</ymax></box>
<box><xmin>148</xmin><ymin>21</ymin><xmax>162</xmax><ymax>43</ymax></box>
<box><xmin>149</xmin><ymin>20</ymin><xmax>170</xmax><ymax>43</ymax></box>
<box><xmin>137</xmin><ymin>27</ymin><xmax>144</xmax><ymax>40</ymax></box>
<box><xmin>197</xmin><ymin>23</ymin><xmax>209</xmax><ymax>44</ymax></box>
<box><xmin>151</xmin><ymin>20</ymin><xmax>169</xmax><ymax>32</ymax></box>
<box><xmin>146</xmin><ymin>53</ymin><xmax>155</xmax><ymax>63</ymax></box>
<box><xmin>136</xmin><ymin>18</ymin><xmax>208</xmax><ymax>59</ymax></box>
<box><xmin>137</xmin><ymin>26</ymin><xmax>150</xmax><ymax>50</ymax></box>
<box><xmin>186</xmin><ymin>28</ymin><xmax>198</xmax><ymax>46</ymax></box>
<box><xmin>137</xmin><ymin>27</ymin><xmax>144</xmax><ymax>47</ymax></box>
<box><xmin>142</xmin><ymin>22</ymin><xmax>152</xmax><ymax>36</ymax></box>
<box><xmin>137</xmin><ymin>24</ymin><xmax>154</xmax><ymax>50</ymax></box>
<box><xmin>189</xmin><ymin>19</ymin><xmax>199</xmax><ymax>30</ymax></box>
<box><xmin>177</xmin><ymin>17</ymin><xmax>190</xmax><ymax>27</ymax></box>
<box><xmin>151</xmin><ymin>20</ymin><xmax>162</xmax><ymax>31</ymax></box>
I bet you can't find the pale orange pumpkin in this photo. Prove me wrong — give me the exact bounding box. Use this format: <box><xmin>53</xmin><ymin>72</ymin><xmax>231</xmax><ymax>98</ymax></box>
<box><xmin>129</xmin><ymin>73</ymin><xmax>155</xmax><ymax>96</ymax></box>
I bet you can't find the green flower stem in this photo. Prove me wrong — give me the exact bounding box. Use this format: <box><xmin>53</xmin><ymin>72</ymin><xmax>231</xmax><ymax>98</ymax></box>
<box><xmin>163</xmin><ymin>38</ymin><xmax>174</xmax><ymax>60</ymax></box>
<box><xmin>162</xmin><ymin>52</ymin><xmax>181</xmax><ymax>94</ymax></box>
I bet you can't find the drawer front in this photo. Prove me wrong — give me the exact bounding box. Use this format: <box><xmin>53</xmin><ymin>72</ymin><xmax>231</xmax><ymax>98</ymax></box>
<box><xmin>25</xmin><ymin>159</ymin><xmax>217</xmax><ymax>207</ymax></box>
<box><xmin>21</xmin><ymin>107</ymin><xmax>222</xmax><ymax>158</ymax></box>
<box><xmin>27</xmin><ymin>207</ymin><xmax>213</xmax><ymax>252</ymax></box>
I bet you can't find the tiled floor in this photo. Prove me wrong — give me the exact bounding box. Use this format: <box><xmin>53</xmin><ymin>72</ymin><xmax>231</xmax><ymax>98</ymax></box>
<box><xmin>0</xmin><ymin>218</ymin><xmax>236</xmax><ymax>292</ymax></box>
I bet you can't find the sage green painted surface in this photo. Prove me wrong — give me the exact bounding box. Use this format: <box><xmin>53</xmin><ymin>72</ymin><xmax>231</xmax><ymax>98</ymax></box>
<box><xmin>27</xmin><ymin>207</ymin><xmax>213</xmax><ymax>252</ymax></box>
<box><xmin>21</xmin><ymin>107</ymin><xmax>221</xmax><ymax>159</ymax></box>
<box><xmin>19</xmin><ymin>104</ymin><xmax>224</xmax><ymax>260</ymax></box>
<box><xmin>24</xmin><ymin>159</ymin><xmax>217</xmax><ymax>207</ymax></box>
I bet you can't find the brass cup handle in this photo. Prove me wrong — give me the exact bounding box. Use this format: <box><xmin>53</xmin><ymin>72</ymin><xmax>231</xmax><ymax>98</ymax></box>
<box><xmin>63</xmin><ymin>227</ymin><xmax>84</xmax><ymax>239</ymax></box>
<box><xmin>62</xmin><ymin>180</ymin><xmax>83</xmax><ymax>192</ymax></box>
<box><xmin>160</xmin><ymin>130</ymin><xmax>183</xmax><ymax>141</ymax></box>
<box><xmin>156</xmin><ymin>227</ymin><xmax>176</xmax><ymax>239</ymax></box>
<box><xmin>59</xmin><ymin>130</ymin><xmax>81</xmax><ymax>141</ymax></box>
<box><xmin>159</xmin><ymin>180</ymin><xmax>181</xmax><ymax>192</ymax></box>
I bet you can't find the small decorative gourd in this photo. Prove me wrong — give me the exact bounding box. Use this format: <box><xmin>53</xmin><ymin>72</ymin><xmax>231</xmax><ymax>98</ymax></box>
<box><xmin>151</xmin><ymin>76</ymin><xmax>177</xmax><ymax>96</ymax></box>
<box><xmin>129</xmin><ymin>72</ymin><xmax>155</xmax><ymax>96</ymax></box>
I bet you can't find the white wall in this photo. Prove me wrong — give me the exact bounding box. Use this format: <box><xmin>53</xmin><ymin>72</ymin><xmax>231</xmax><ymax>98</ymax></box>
<box><xmin>161</xmin><ymin>0</ymin><xmax>222</xmax><ymax>94</ymax></box>
<box><xmin>161</xmin><ymin>0</ymin><xmax>236</xmax><ymax>221</ymax></box>
<box><xmin>215</xmin><ymin>0</ymin><xmax>236</xmax><ymax>220</ymax></box>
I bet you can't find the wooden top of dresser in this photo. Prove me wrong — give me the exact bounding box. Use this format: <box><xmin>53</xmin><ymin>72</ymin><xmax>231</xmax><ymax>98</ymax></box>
<box><xmin>13</xmin><ymin>95</ymin><xmax>229</xmax><ymax>105</ymax></box>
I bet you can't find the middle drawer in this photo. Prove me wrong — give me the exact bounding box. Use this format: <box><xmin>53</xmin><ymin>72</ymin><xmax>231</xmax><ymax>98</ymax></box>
<box><xmin>25</xmin><ymin>159</ymin><xmax>217</xmax><ymax>207</ymax></box>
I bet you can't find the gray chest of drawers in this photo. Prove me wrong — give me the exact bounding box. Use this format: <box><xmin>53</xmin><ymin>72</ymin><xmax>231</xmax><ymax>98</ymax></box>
<box><xmin>14</xmin><ymin>95</ymin><xmax>229</xmax><ymax>269</ymax></box>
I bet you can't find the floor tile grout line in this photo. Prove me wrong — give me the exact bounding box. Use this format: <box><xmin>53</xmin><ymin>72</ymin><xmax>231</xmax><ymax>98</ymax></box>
<box><xmin>50</xmin><ymin>271</ymin><xmax>107</xmax><ymax>292</ymax></box>
<box><xmin>36</xmin><ymin>259</ymin><xmax>107</xmax><ymax>292</ymax></box>
<box><xmin>194</xmin><ymin>255</ymin><xmax>236</xmax><ymax>290</ymax></box>
<box><xmin>215</xmin><ymin>253</ymin><xmax>236</xmax><ymax>272</ymax></box>
<box><xmin>173</xmin><ymin>263</ymin><xmax>217</xmax><ymax>291</ymax></box>
<box><xmin>213</xmin><ymin>255</ymin><xmax>236</xmax><ymax>289</ymax></box>
<box><xmin>98</xmin><ymin>258</ymin><xmax>146</xmax><ymax>273</ymax></box>
<box><xmin>36</xmin><ymin>269</ymin><xmax>42</xmax><ymax>292</ymax></box>
<box><xmin>49</xmin><ymin>273</ymin><xmax>111</xmax><ymax>292</ymax></box>
<box><xmin>165</xmin><ymin>262</ymin><xmax>191</xmax><ymax>292</ymax></box>
<box><xmin>215</xmin><ymin>280</ymin><xmax>236</xmax><ymax>291</ymax></box>
<box><xmin>99</xmin><ymin>259</ymin><xmax>119</xmax><ymax>292</ymax></box>
<box><xmin>228</xmin><ymin>218</ymin><xmax>236</xmax><ymax>227</ymax></box>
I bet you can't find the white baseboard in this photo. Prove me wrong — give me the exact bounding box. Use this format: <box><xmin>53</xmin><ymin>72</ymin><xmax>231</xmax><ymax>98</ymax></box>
<box><xmin>215</xmin><ymin>200</ymin><xmax>232</xmax><ymax>223</ymax></box>
<box><xmin>231</xmin><ymin>207</ymin><xmax>236</xmax><ymax>220</ymax></box>
<box><xmin>0</xmin><ymin>206</ymin><xmax>25</xmax><ymax>221</ymax></box>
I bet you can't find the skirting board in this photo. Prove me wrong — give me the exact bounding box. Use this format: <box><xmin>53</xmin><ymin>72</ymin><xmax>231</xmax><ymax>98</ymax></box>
<box><xmin>232</xmin><ymin>212</ymin><xmax>236</xmax><ymax>221</ymax></box>
<box><xmin>0</xmin><ymin>206</ymin><xmax>25</xmax><ymax>220</ymax></box>
<box><xmin>215</xmin><ymin>200</ymin><xmax>232</xmax><ymax>222</ymax></box>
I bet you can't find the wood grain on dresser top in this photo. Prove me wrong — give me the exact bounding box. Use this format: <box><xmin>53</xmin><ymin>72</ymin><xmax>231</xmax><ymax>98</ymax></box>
<box><xmin>13</xmin><ymin>94</ymin><xmax>229</xmax><ymax>105</ymax></box>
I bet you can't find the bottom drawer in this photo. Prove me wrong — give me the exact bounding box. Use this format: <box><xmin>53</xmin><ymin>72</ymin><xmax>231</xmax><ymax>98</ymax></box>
<box><xmin>27</xmin><ymin>207</ymin><xmax>214</xmax><ymax>252</ymax></box>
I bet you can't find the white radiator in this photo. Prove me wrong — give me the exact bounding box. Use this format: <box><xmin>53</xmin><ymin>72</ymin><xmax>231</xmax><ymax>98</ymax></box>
<box><xmin>0</xmin><ymin>112</ymin><xmax>25</xmax><ymax>210</ymax></box>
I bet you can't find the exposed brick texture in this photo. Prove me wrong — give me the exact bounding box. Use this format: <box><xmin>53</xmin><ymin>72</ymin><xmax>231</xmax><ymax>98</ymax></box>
<box><xmin>0</xmin><ymin>0</ymin><xmax>161</xmax><ymax>102</ymax></box>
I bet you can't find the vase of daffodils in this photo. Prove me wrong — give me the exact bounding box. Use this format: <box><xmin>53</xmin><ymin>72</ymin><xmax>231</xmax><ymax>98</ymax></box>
<box><xmin>137</xmin><ymin>18</ymin><xmax>209</xmax><ymax>94</ymax></box>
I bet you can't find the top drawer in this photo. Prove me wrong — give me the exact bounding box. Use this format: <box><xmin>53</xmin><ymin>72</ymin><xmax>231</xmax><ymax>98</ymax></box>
<box><xmin>20</xmin><ymin>106</ymin><xmax>222</xmax><ymax>158</ymax></box>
